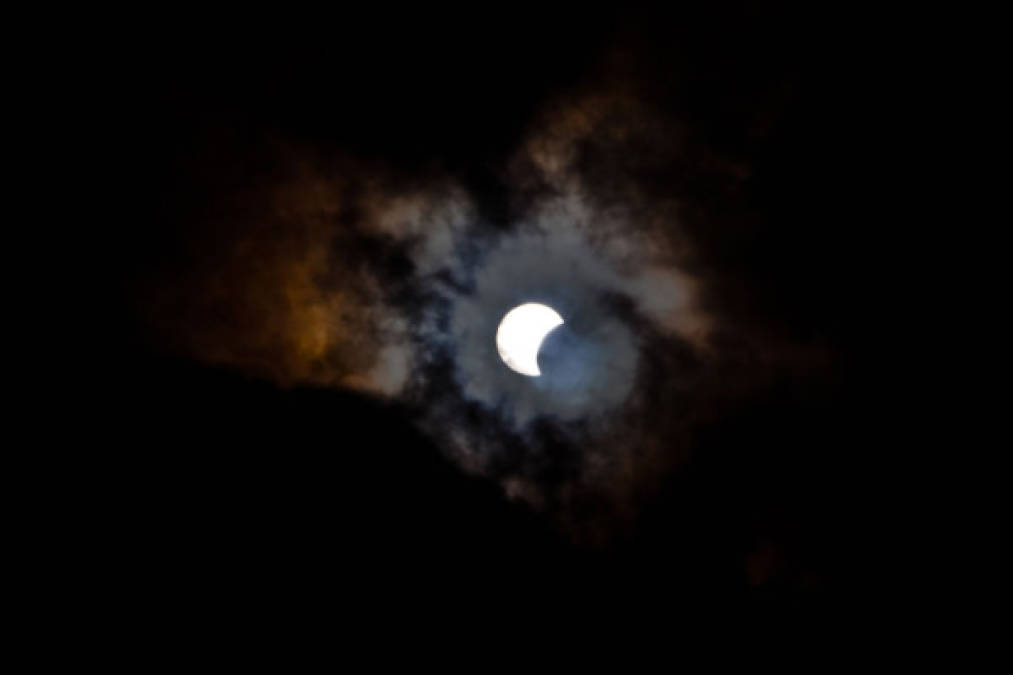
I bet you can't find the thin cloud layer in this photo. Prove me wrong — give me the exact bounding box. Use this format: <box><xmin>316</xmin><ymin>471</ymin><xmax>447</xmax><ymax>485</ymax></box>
<box><xmin>141</xmin><ymin>90</ymin><xmax>809</xmax><ymax>541</ymax></box>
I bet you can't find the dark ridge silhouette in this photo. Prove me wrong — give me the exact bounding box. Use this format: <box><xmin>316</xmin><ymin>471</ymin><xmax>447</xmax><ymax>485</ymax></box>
<box><xmin>100</xmin><ymin>355</ymin><xmax>576</xmax><ymax>608</ymax></box>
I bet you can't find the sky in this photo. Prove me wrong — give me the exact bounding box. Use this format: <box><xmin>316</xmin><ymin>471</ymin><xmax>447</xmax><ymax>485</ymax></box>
<box><xmin>98</xmin><ymin>5</ymin><xmax>873</xmax><ymax>622</ymax></box>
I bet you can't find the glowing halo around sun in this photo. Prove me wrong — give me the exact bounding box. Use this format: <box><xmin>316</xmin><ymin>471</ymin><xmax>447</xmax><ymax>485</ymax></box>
<box><xmin>495</xmin><ymin>303</ymin><xmax>564</xmax><ymax>377</ymax></box>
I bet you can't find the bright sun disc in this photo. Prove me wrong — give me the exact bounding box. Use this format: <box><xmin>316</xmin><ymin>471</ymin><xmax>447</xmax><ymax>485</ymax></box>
<box><xmin>495</xmin><ymin>303</ymin><xmax>564</xmax><ymax>376</ymax></box>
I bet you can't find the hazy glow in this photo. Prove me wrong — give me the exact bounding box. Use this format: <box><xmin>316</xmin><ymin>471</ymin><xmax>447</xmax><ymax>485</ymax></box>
<box><xmin>495</xmin><ymin>303</ymin><xmax>564</xmax><ymax>376</ymax></box>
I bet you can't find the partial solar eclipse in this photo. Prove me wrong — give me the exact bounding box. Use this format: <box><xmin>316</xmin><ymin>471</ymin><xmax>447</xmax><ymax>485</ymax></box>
<box><xmin>495</xmin><ymin>303</ymin><xmax>564</xmax><ymax>376</ymax></box>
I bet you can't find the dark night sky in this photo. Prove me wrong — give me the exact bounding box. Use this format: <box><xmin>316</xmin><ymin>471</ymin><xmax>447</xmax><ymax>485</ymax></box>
<box><xmin>83</xmin><ymin>4</ymin><xmax>886</xmax><ymax>636</ymax></box>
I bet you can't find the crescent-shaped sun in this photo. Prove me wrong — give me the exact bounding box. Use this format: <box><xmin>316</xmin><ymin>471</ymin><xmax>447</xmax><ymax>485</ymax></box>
<box><xmin>495</xmin><ymin>303</ymin><xmax>564</xmax><ymax>377</ymax></box>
